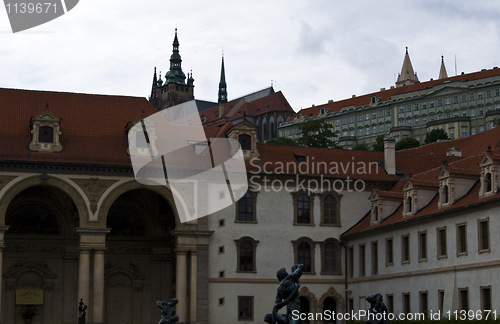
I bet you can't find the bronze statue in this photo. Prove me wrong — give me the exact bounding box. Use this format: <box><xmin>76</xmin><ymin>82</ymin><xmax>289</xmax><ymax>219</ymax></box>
<box><xmin>265</xmin><ymin>264</ymin><xmax>304</xmax><ymax>324</ymax></box>
<box><xmin>366</xmin><ymin>293</ymin><xmax>390</xmax><ymax>324</ymax></box>
<box><xmin>78</xmin><ymin>298</ymin><xmax>87</xmax><ymax>319</ymax></box>
<box><xmin>157</xmin><ymin>298</ymin><xmax>179</xmax><ymax>324</ymax></box>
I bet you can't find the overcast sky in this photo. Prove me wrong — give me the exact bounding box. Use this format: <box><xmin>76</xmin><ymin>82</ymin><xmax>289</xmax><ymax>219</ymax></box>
<box><xmin>2</xmin><ymin>1</ymin><xmax>500</xmax><ymax>112</ymax></box>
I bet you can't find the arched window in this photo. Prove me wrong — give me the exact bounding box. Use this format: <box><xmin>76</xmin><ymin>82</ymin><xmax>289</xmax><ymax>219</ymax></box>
<box><xmin>299</xmin><ymin>297</ymin><xmax>311</xmax><ymax>324</ymax></box>
<box><xmin>322</xmin><ymin>194</ymin><xmax>340</xmax><ymax>225</ymax></box>
<box><xmin>237</xmin><ymin>191</ymin><xmax>255</xmax><ymax>222</ymax></box>
<box><xmin>298</xmin><ymin>241</ymin><xmax>312</xmax><ymax>272</ymax></box>
<box><xmin>270</xmin><ymin>122</ymin><xmax>275</xmax><ymax>138</ymax></box>
<box><xmin>373</xmin><ymin>206</ymin><xmax>379</xmax><ymax>222</ymax></box>
<box><xmin>6</xmin><ymin>203</ymin><xmax>60</xmax><ymax>235</ymax></box>
<box><xmin>297</xmin><ymin>194</ymin><xmax>311</xmax><ymax>223</ymax></box>
<box><xmin>238</xmin><ymin>134</ymin><xmax>252</xmax><ymax>151</ymax></box>
<box><xmin>322</xmin><ymin>241</ymin><xmax>341</xmax><ymax>274</ymax></box>
<box><xmin>442</xmin><ymin>185</ymin><xmax>449</xmax><ymax>204</ymax></box>
<box><xmin>485</xmin><ymin>173</ymin><xmax>492</xmax><ymax>192</ymax></box>
<box><xmin>407</xmin><ymin>196</ymin><xmax>412</xmax><ymax>213</ymax></box>
<box><xmin>236</xmin><ymin>237</ymin><xmax>258</xmax><ymax>272</ymax></box>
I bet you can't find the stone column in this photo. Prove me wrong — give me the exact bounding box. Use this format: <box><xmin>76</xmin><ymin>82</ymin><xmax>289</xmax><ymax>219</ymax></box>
<box><xmin>77</xmin><ymin>248</ymin><xmax>91</xmax><ymax>311</ymax></box>
<box><xmin>175</xmin><ymin>250</ymin><xmax>188</xmax><ymax>323</ymax></box>
<box><xmin>93</xmin><ymin>249</ymin><xmax>106</xmax><ymax>324</ymax></box>
<box><xmin>189</xmin><ymin>250</ymin><xmax>197</xmax><ymax>323</ymax></box>
<box><xmin>0</xmin><ymin>225</ymin><xmax>8</xmax><ymax>324</ymax></box>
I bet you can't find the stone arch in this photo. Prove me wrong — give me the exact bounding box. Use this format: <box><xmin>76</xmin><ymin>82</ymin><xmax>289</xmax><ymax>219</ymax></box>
<box><xmin>0</xmin><ymin>175</ymin><xmax>89</xmax><ymax>227</ymax></box>
<box><xmin>98</xmin><ymin>180</ymin><xmax>181</xmax><ymax>228</ymax></box>
<box><xmin>319</xmin><ymin>287</ymin><xmax>346</xmax><ymax>317</ymax></box>
<box><xmin>299</xmin><ymin>286</ymin><xmax>319</xmax><ymax>314</ymax></box>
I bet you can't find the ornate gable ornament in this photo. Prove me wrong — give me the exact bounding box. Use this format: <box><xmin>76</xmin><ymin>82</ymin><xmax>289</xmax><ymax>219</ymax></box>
<box><xmin>29</xmin><ymin>106</ymin><xmax>62</xmax><ymax>152</ymax></box>
<box><xmin>126</xmin><ymin>112</ymin><xmax>159</xmax><ymax>156</ymax></box>
<box><xmin>4</xmin><ymin>260</ymin><xmax>57</xmax><ymax>291</ymax></box>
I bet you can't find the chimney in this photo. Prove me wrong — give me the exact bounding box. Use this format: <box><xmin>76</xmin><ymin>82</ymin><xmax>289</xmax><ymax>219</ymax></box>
<box><xmin>384</xmin><ymin>138</ymin><xmax>396</xmax><ymax>175</ymax></box>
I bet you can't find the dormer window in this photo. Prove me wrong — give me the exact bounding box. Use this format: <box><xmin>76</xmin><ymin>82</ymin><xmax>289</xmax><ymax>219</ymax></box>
<box><xmin>238</xmin><ymin>134</ymin><xmax>252</xmax><ymax>151</ymax></box>
<box><xmin>29</xmin><ymin>106</ymin><xmax>62</xmax><ymax>152</ymax></box>
<box><xmin>478</xmin><ymin>152</ymin><xmax>499</xmax><ymax>197</ymax></box>
<box><xmin>406</xmin><ymin>196</ymin><xmax>412</xmax><ymax>213</ymax></box>
<box><xmin>484</xmin><ymin>173</ymin><xmax>492</xmax><ymax>192</ymax></box>
<box><xmin>373</xmin><ymin>206</ymin><xmax>379</xmax><ymax>222</ymax></box>
<box><xmin>126</xmin><ymin>114</ymin><xmax>158</xmax><ymax>156</ymax></box>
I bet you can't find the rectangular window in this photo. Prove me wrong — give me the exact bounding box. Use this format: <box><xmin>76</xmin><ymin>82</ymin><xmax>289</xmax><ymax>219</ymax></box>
<box><xmin>478</xmin><ymin>92</ymin><xmax>483</xmax><ymax>99</ymax></box>
<box><xmin>386</xmin><ymin>109</ymin><xmax>391</xmax><ymax>116</ymax></box>
<box><xmin>336</xmin><ymin>120</ymin><xmax>340</xmax><ymax>126</ymax></box>
<box><xmin>350</xmin><ymin>130</ymin><xmax>354</xmax><ymax>137</ymax></box>
<box><xmin>480</xmin><ymin>127</ymin><xmax>484</xmax><ymax>132</ymax></box>
<box><xmin>371</xmin><ymin>241</ymin><xmax>378</xmax><ymax>275</ymax></box>
<box><xmin>399</xmin><ymin>120</ymin><xmax>404</xmax><ymax>126</ymax></box>
<box><xmin>470</xmin><ymin>93</ymin><xmax>474</xmax><ymax>101</ymax></box>
<box><xmin>373</xmin><ymin>126</ymin><xmax>377</xmax><ymax>134</ymax></box>
<box><xmin>459</xmin><ymin>288</ymin><xmax>469</xmax><ymax>311</ymax></box>
<box><xmin>415</xmin><ymin>118</ymin><xmax>419</xmax><ymax>126</ymax></box>
<box><xmin>380</xmin><ymin>125</ymin><xmax>384</xmax><ymax>133</ymax></box>
<box><xmin>437</xmin><ymin>99</ymin><xmax>442</xmax><ymax>106</ymax></box>
<box><xmin>449</xmin><ymin>129</ymin><xmax>454</xmax><ymax>139</ymax></box>
<box><xmin>478</xmin><ymin>218</ymin><xmax>490</xmax><ymax>252</ymax></box>
<box><xmin>418</xmin><ymin>231</ymin><xmax>427</xmax><ymax>261</ymax></box>
<box><xmin>462</xmin><ymin>128</ymin><xmax>467</xmax><ymax>137</ymax></box>
<box><xmin>407</xmin><ymin>105</ymin><xmax>411</xmax><ymax>112</ymax></box>
<box><xmin>407</xmin><ymin>120</ymin><xmax>412</xmax><ymax>126</ymax></box>
<box><xmin>288</xmin><ymin>129</ymin><xmax>292</xmax><ymax>136</ymax></box>
<box><xmin>454</xmin><ymin>112</ymin><xmax>458</xmax><ymax>117</ymax></box>
<box><xmin>437</xmin><ymin>227</ymin><xmax>447</xmax><ymax>258</ymax></box>
<box><xmin>481</xmin><ymin>286</ymin><xmax>492</xmax><ymax>311</ymax></box>
<box><xmin>379</xmin><ymin>110</ymin><xmax>384</xmax><ymax>117</ymax></box>
<box><xmin>366</xmin><ymin>113</ymin><xmax>369</xmax><ymax>120</ymax></box>
<box><xmin>399</xmin><ymin>107</ymin><xmax>404</xmax><ymax>113</ymax></box>
<box><xmin>385</xmin><ymin>238</ymin><xmax>394</xmax><ymax>266</ymax></box>
<box><xmin>462</xmin><ymin>94</ymin><xmax>466</xmax><ymax>102</ymax></box>
<box><xmin>419</xmin><ymin>291</ymin><xmax>428</xmax><ymax>315</ymax></box>
<box><xmin>430</xmin><ymin>116</ymin><xmax>435</xmax><ymax>122</ymax></box>
<box><xmin>462</xmin><ymin>110</ymin><xmax>467</xmax><ymax>116</ymax></box>
<box><xmin>422</xmin><ymin>102</ymin><xmax>427</xmax><ymax>110</ymax></box>
<box><xmin>446</xmin><ymin>113</ymin><xmax>450</xmax><ymax>119</ymax></box>
<box><xmin>479</xmin><ymin>108</ymin><xmax>484</xmax><ymax>116</ymax></box>
<box><xmin>453</xmin><ymin>96</ymin><xmax>458</xmax><ymax>103</ymax></box>
<box><xmin>438</xmin><ymin>290</ymin><xmax>445</xmax><ymax>312</ymax></box>
<box><xmin>457</xmin><ymin>223</ymin><xmax>467</xmax><ymax>256</ymax></box>
<box><xmin>423</xmin><ymin>117</ymin><xmax>427</xmax><ymax>124</ymax></box>
<box><xmin>238</xmin><ymin>296</ymin><xmax>254</xmax><ymax>320</ymax></box>
<box><xmin>471</xmin><ymin>109</ymin><xmax>476</xmax><ymax>117</ymax></box>
<box><xmin>401</xmin><ymin>234</ymin><xmax>410</xmax><ymax>263</ymax></box>
<box><xmin>438</xmin><ymin>114</ymin><xmax>443</xmax><ymax>120</ymax></box>
<box><xmin>372</xmin><ymin>112</ymin><xmax>377</xmax><ymax>119</ymax></box>
<box><xmin>402</xmin><ymin>293</ymin><xmax>411</xmax><ymax>314</ymax></box>
<box><xmin>358</xmin><ymin>114</ymin><xmax>362</xmax><ymax>122</ymax></box>
<box><xmin>359</xmin><ymin>129</ymin><xmax>363</xmax><ymax>136</ymax></box>
<box><xmin>471</xmin><ymin>128</ymin><xmax>476</xmax><ymax>135</ymax></box>
<box><xmin>386</xmin><ymin>294</ymin><xmax>394</xmax><ymax>313</ymax></box>
<box><xmin>414</xmin><ymin>103</ymin><xmax>419</xmax><ymax>110</ymax></box>
<box><xmin>343</xmin><ymin>118</ymin><xmax>347</xmax><ymax>125</ymax></box>
<box><xmin>348</xmin><ymin>298</ymin><xmax>354</xmax><ymax>313</ymax></box>
<box><xmin>430</xmin><ymin>101</ymin><xmax>434</xmax><ymax>108</ymax></box>
<box><xmin>350</xmin><ymin>116</ymin><xmax>354</xmax><ymax>123</ymax></box>
<box><xmin>487</xmin><ymin>90</ymin><xmax>491</xmax><ymax>98</ymax></box>
<box><xmin>348</xmin><ymin>247</ymin><xmax>354</xmax><ymax>278</ymax></box>
<box><xmin>359</xmin><ymin>244</ymin><xmax>366</xmax><ymax>277</ymax></box>
<box><xmin>343</xmin><ymin>131</ymin><xmax>348</xmax><ymax>137</ymax></box>
<box><xmin>496</xmin><ymin>89</ymin><xmax>500</xmax><ymax>96</ymax></box>
<box><xmin>366</xmin><ymin>127</ymin><xmax>369</xmax><ymax>135</ymax></box>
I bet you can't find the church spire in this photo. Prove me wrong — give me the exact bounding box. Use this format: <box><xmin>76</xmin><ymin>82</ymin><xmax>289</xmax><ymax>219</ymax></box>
<box><xmin>165</xmin><ymin>28</ymin><xmax>187</xmax><ymax>85</ymax></box>
<box><xmin>150</xmin><ymin>67</ymin><xmax>158</xmax><ymax>101</ymax></box>
<box><xmin>396</xmin><ymin>47</ymin><xmax>419</xmax><ymax>88</ymax></box>
<box><xmin>218</xmin><ymin>52</ymin><xmax>227</xmax><ymax>104</ymax></box>
<box><xmin>438</xmin><ymin>55</ymin><xmax>448</xmax><ymax>79</ymax></box>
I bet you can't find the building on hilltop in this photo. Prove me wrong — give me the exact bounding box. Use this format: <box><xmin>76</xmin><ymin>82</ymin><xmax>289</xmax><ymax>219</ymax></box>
<box><xmin>279</xmin><ymin>48</ymin><xmax>500</xmax><ymax>149</ymax></box>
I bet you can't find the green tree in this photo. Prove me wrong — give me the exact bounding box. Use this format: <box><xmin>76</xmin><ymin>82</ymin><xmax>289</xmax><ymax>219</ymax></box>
<box><xmin>372</xmin><ymin>135</ymin><xmax>385</xmax><ymax>152</ymax></box>
<box><xmin>296</xmin><ymin>119</ymin><xmax>341</xmax><ymax>149</ymax></box>
<box><xmin>424</xmin><ymin>128</ymin><xmax>449</xmax><ymax>144</ymax></box>
<box><xmin>395</xmin><ymin>137</ymin><xmax>421</xmax><ymax>150</ymax></box>
<box><xmin>265</xmin><ymin>137</ymin><xmax>297</xmax><ymax>146</ymax></box>
<box><xmin>352</xmin><ymin>142</ymin><xmax>370</xmax><ymax>151</ymax></box>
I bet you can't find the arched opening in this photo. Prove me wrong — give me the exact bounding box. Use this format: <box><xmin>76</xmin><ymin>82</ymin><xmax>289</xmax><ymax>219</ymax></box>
<box><xmin>4</xmin><ymin>185</ymin><xmax>79</xmax><ymax>323</ymax></box>
<box><xmin>299</xmin><ymin>296</ymin><xmax>311</xmax><ymax>324</ymax></box>
<box><xmin>485</xmin><ymin>173</ymin><xmax>492</xmax><ymax>192</ymax></box>
<box><xmin>442</xmin><ymin>185</ymin><xmax>449</xmax><ymax>204</ymax></box>
<box><xmin>105</xmin><ymin>188</ymin><xmax>176</xmax><ymax>322</ymax></box>
<box><xmin>298</xmin><ymin>242</ymin><xmax>312</xmax><ymax>272</ymax></box>
<box><xmin>323</xmin><ymin>297</ymin><xmax>337</xmax><ymax>324</ymax></box>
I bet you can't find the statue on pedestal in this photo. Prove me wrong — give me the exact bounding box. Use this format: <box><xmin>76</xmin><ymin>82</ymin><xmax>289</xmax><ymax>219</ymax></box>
<box><xmin>264</xmin><ymin>264</ymin><xmax>304</xmax><ymax>324</ymax></box>
<box><xmin>78</xmin><ymin>299</ymin><xmax>87</xmax><ymax>324</ymax></box>
<box><xmin>366</xmin><ymin>293</ymin><xmax>390</xmax><ymax>324</ymax></box>
<box><xmin>157</xmin><ymin>298</ymin><xmax>179</xmax><ymax>324</ymax></box>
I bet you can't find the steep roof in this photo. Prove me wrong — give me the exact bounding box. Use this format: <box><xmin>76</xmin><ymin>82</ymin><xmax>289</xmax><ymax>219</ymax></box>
<box><xmin>342</xmin><ymin>148</ymin><xmax>500</xmax><ymax>238</ymax></box>
<box><xmin>396</xmin><ymin>47</ymin><xmax>419</xmax><ymax>86</ymax></box>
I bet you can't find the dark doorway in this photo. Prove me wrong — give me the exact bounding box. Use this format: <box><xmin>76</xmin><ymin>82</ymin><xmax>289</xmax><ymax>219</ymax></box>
<box><xmin>299</xmin><ymin>296</ymin><xmax>310</xmax><ymax>324</ymax></box>
<box><xmin>323</xmin><ymin>297</ymin><xmax>336</xmax><ymax>324</ymax></box>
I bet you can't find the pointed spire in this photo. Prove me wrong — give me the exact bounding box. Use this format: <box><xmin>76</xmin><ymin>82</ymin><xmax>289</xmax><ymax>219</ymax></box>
<box><xmin>166</xmin><ymin>28</ymin><xmax>186</xmax><ymax>85</ymax></box>
<box><xmin>438</xmin><ymin>55</ymin><xmax>448</xmax><ymax>79</ymax></box>
<box><xmin>150</xmin><ymin>67</ymin><xmax>158</xmax><ymax>101</ymax></box>
<box><xmin>218</xmin><ymin>51</ymin><xmax>227</xmax><ymax>104</ymax></box>
<box><xmin>396</xmin><ymin>47</ymin><xmax>419</xmax><ymax>87</ymax></box>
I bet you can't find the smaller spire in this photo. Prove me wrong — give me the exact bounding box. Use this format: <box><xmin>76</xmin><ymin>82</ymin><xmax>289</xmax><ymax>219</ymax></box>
<box><xmin>439</xmin><ymin>55</ymin><xmax>448</xmax><ymax>79</ymax></box>
<box><xmin>218</xmin><ymin>52</ymin><xmax>227</xmax><ymax>104</ymax></box>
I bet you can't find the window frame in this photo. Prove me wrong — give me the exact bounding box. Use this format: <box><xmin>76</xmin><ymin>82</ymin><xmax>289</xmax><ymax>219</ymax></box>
<box><xmin>385</xmin><ymin>237</ymin><xmax>394</xmax><ymax>266</ymax></box>
<box><xmin>478</xmin><ymin>218</ymin><xmax>490</xmax><ymax>253</ymax></box>
<box><xmin>458</xmin><ymin>288</ymin><xmax>469</xmax><ymax>311</ymax></box>
<box><xmin>480</xmin><ymin>286</ymin><xmax>492</xmax><ymax>312</ymax></box>
<box><xmin>418</xmin><ymin>230</ymin><xmax>428</xmax><ymax>262</ymax></box>
<box><xmin>319</xmin><ymin>192</ymin><xmax>342</xmax><ymax>227</ymax></box>
<box><xmin>320</xmin><ymin>238</ymin><xmax>342</xmax><ymax>275</ymax></box>
<box><xmin>437</xmin><ymin>226</ymin><xmax>447</xmax><ymax>259</ymax></box>
<box><xmin>235</xmin><ymin>236</ymin><xmax>258</xmax><ymax>273</ymax></box>
<box><xmin>401</xmin><ymin>234</ymin><xmax>410</xmax><ymax>264</ymax></box>
<box><xmin>456</xmin><ymin>222</ymin><xmax>468</xmax><ymax>256</ymax></box>
<box><xmin>238</xmin><ymin>296</ymin><xmax>254</xmax><ymax>320</ymax></box>
<box><xmin>371</xmin><ymin>240</ymin><xmax>378</xmax><ymax>275</ymax></box>
<box><xmin>359</xmin><ymin>243</ymin><xmax>366</xmax><ymax>277</ymax></box>
<box><xmin>292</xmin><ymin>237</ymin><xmax>316</xmax><ymax>274</ymax></box>
<box><xmin>292</xmin><ymin>191</ymin><xmax>315</xmax><ymax>226</ymax></box>
<box><xmin>235</xmin><ymin>189</ymin><xmax>258</xmax><ymax>223</ymax></box>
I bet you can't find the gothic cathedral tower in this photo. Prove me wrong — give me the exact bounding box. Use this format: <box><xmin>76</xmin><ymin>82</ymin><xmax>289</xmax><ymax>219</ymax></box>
<box><xmin>150</xmin><ymin>29</ymin><xmax>195</xmax><ymax>110</ymax></box>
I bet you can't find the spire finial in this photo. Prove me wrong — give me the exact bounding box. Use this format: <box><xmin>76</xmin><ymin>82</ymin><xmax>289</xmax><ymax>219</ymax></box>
<box><xmin>406</xmin><ymin>46</ymin><xmax>408</xmax><ymax>54</ymax></box>
<box><xmin>441</xmin><ymin>55</ymin><xmax>444</xmax><ymax>62</ymax></box>
<box><xmin>222</xmin><ymin>49</ymin><xmax>224</xmax><ymax>58</ymax></box>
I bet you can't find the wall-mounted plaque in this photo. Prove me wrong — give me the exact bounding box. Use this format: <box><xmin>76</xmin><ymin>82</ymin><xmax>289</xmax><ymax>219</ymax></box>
<box><xmin>16</xmin><ymin>289</ymin><xmax>44</xmax><ymax>305</ymax></box>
